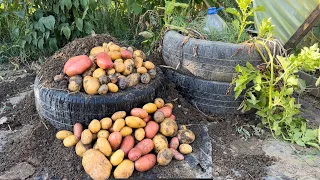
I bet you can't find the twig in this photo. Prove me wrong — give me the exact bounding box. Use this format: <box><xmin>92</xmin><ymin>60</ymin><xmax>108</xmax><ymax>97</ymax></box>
<box><xmin>159</xmin><ymin>65</ymin><xmax>176</xmax><ymax>70</ymax></box>
<box><xmin>41</xmin><ymin>120</ymin><xmax>49</xmax><ymax>130</ymax></box>
<box><xmin>7</xmin><ymin>124</ymin><xmax>12</xmax><ymax>131</ymax></box>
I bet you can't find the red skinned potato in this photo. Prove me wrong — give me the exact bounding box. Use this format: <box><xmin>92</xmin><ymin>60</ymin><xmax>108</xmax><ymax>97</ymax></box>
<box><xmin>145</xmin><ymin>121</ymin><xmax>159</xmax><ymax>139</ymax></box>
<box><xmin>159</xmin><ymin>106</ymin><xmax>172</xmax><ymax>118</ymax></box>
<box><xmin>135</xmin><ymin>154</ymin><xmax>156</xmax><ymax>172</ymax></box>
<box><xmin>64</xmin><ymin>55</ymin><xmax>92</xmax><ymax>76</ymax></box>
<box><xmin>135</xmin><ymin>139</ymin><xmax>154</xmax><ymax>155</ymax></box>
<box><xmin>120</xmin><ymin>49</ymin><xmax>133</xmax><ymax>59</ymax></box>
<box><xmin>108</xmin><ymin>132</ymin><xmax>122</xmax><ymax>151</ymax></box>
<box><xmin>130</xmin><ymin>108</ymin><xmax>148</xmax><ymax>119</ymax></box>
<box><xmin>170</xmin><ymin>148</ymin><xmax>184</xmax><ymax>160</ymax></box>
<box><xmin>143</xmin><ymin>115</ymin><xmax>152</xmax><ymax>123</ymax></box>
<box><xmin>169</xmin><ymin>114</ymin><xmax>176</xmax><ymax>121</ymax></box>
<box><xmin>96</xmin><ymin>52</ymin><xmax>113</xmax><ymax>69</ymax></box>
<box><xmin>120</xmin><ymin>135</ymin><xmax>135</xmax><ymax>156</ymax></box>
<box><xmin>128</xmin><ymin>147</ymin><xmax>142</xmax><ymax>161</ymax></box>
<box><xmin>73</xmin><ymin>123</ymin><xmax>83</xmax><ymax>140</ymax></box>
<box><xmin>169</xmin><ymin>137</ymin><xmax>179</xmax><ymax>149</ymax></box>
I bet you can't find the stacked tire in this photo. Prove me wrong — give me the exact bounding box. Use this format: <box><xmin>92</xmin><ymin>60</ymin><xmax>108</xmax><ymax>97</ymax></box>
<box><xmin>162</xmin><ymin>31</ymin><xmax>263</xmax><ymax>115</ymax></box>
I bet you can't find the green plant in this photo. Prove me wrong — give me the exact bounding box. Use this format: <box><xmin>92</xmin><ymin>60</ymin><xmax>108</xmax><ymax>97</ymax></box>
<box><xmin>232</xmin><ymin>42</ymin><xmax>320</xmax><ymax>149</ymax></box>
<box><xmin>226</xmin><ymin>0</ymin><xmax>264</xmax><ymax>43</ymax></box>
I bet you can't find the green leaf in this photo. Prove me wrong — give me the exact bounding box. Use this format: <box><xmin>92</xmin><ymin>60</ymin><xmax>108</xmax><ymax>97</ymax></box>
<box><xmin>12</xmin><ymin>27</ymin><xmax>20</xmax><ymax>38</ymax></box>
<box><xmin>302</xmin><ymin>129</ymin><xmax>317</xmax><ymax>142</ymax></box>
<box><xmin>38</xmin><ymin>38</ymin><xmax>44</xmax><ymax>49</ymax></box>
<box><xmin>284</xmin><ymin>87</ymin><xmax>293</xmax><ymax>95</ymax></box>
<box><xmin>53</xmin><ymin>3</ymin><xmax>59</xmax><ymax>14</ymax></box>
<box><xmin>316</xmin><ymin>77</ymin><xmax>320</xmax><ymax>86</ymax></box>
<box><xmin>65</xmin><ymin>0</ymin><xmax>72</xmax><ymax>10</ymax></box>
<box><xmin>75</xmin><ymin>18</ymin><xmax>83</xmax><ymax>31</ymax></box>
<box><xmin>41</xmin><ymin>15</ymin><xmax>55</xmax><ymax>30</ymax></box>
<box><xmin>295</xmin><ymin>139</ymin><xmax>305</xmax><ymax>147</ymax></box>
<box><xmin>84</xmin><ymin>21</ymin><xmax>93</xmax><ymax>34</ymax></box>
<box><xmin>20</xmin><ymin>40</ymin><xmax>26</xmax><ymax>48</ymax></box>
<box><xmin>13</xmin><ymin>10</ymin><xmax>25</xmax><ymax>19</ymax></box>
<box><xmin>174</xmin><ymin>2</ymin><xmax>188</xmax><ymax>8</ymax></box>
<box><xmin>61</xmin><ymin>26</ymin><xmax>71</xmax><ymax>39</ymax></box>
<box><xmin>73</xmin><ymin>0</ymin><xmax>79</xmax><ymax>8</ymax></box>
<box><xmin>80</xmin><ymin>0</ymin><xmax>88</xmax><ymax>7</ymax></box>
<box><xmin>49</xmin><ymin>38</ymin><xmax>58</xmax><ymax>51</ymax></box>
<box><xmin>287</xmin><ymin>76</ymin><xmax>298</xmax><ymax>86</ymax></box>
<box><xmin>132</xmin><ymin>2</ymin><xmax>142</xmax><ymax>15</ymax></box>
<box><xmin>226</xmin><ymin>8</ymin><xmax>241</xmax><ymax>19</ymax></box>
<box><xmin>139</xmin><ymin>31</ymin><xmax>154</xmax><ymax>39</ymax></box>
<box><xmin>45</xmin><ymin>31</ymin><xmax>50</xmax><ymax>39</ymax></box>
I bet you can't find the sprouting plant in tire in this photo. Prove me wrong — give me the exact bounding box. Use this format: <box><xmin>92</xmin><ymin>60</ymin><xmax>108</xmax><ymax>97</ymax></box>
<box><xmin>232</xmin><ymin>41</ymin><xmax>320</xmax><ymax>149</ymax></box>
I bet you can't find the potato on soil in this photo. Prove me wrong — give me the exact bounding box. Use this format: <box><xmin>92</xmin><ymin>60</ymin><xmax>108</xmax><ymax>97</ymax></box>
<box><xmin>90</xmin><ymin>46</ymin><xmax>107</xmax><ymax>56</ymax></box>
<box><xmin>92</xmin><ymin>68</ymin><xmax>106</xmax><ymax>79</ymax></box>
<box><xmin>97</xmin><ymin>137</ymin><xmax>112</xmax><ymax>156</ymax></box>
<box><xmin>97</xmin><ymin>130</ymin><xmax>110</xmax><ymax>139</ymax></box>
<box><xmin>81</xmin><ymin>129</ymin><xmax>93</xmax><ymax>145</ymax></box>
<box><xmin>143</xmin><ymin>61</ymin><xmax>155</xmax><ymax>70</ymax></box>
<box><xmin>165</xmin><ymin>103</ymin><xmax>173</xmax><ymax>109</ymax></box>
<box><xmin>134</xmin><ymin>57</ymin><xmax>143</xmax><ymax>68</ymax></box>
<box><xmin>82</xmin><ymin>63</ymin><xmax>97</xmax><ymax>77</ymax></box>
<box><xmin>73</xmin><ymin>123</ymin><xmax>83</xmax><ymax>140</ymax></box>
<box><xmin>68</xmin><ymin>81</ymin><xmax>81</xmax><ymax>92</ymax></box>
<box><xmin>99</xmin><ymin>75</ymin><xmax>110</xmax><ymax>84</ymax></box>
<box><xmin>64</xmin><ymin>55</ymin><xmax>93</xmax><ymax>76</ymax></box>
<box><xmin>96</xmin><ymin>52</ymin><xmax>113</xmax><ymax>69</ymax></box>
<box><xmin>143</xmin><ymin>115</ymin><xmax>152</xmax><ymax>122</ymax></box>
<box><xmin>179</xmin><ymin>144</ymin><xmax>192</xmax><ymax>154</ymax></box>
<box><xmin>88</xmin><ymin>119</ymin><xmax>101</xmax><ymax>133</ymax></box>
<box><xmin>120</xmin><ymin>135</ymin><xmax>134</xmax><ymax>156</ymax></box>
<box><xmin>111</xmin><ymin>111</ymin><xmax>126</xmax><ymax>121</ymax></box>
<box><xmin>108</xmin><ymin>74</ymin><xmax>118</xmax><ymax>84</ymax></box>
<box><xmin>114</xmin><ymin>62</ymin><xmax>125</xmax><ymax>73</ymax></box>
<box><xmin>54</xmin><ymin>74</ymin><xmax>65</xmax><ymax>82</ymax></box>
<box><xmin>69</xmin><ymin>75</ymin><xmax>82</xmax><ymax>84</ymax></box>
<box><xmin>93</xmin><ymin>142</ymin><xmax>99</xmax><ymax>150</ymax></box>
<box><xmin>145</xmin><ymin>121</ymin><xmax>159</xmax><ymax>139</ymax></box>
<box><xmin>135</xmin><ymin>139</ymin><xmax>154</xmax><ymax>155</ymax></box>
<box><xmin>120</xmin><ymin>126</ymin><xmax>133</xmax><ymax>137</ymax></box>
<box><xmin>109</xmin><ymin>44</ymin><xmax>120</xmax><ymax>51</ymax></box>
<box><xmin>120</xmin><ymin>49</ymin><xmax>133</xmax><ymax>59</ymax></box>
<box><xmin>177</xmin><ymin>128</ymin><xmax>195</xmax><ymax>144</ymax></box>
<box><xmin>98</xmin><ymin>84</ymin><xmax>108</xmax><ymax>95</ymax></box>
<box><xmin>157</xmin><ymin>148</ymin><xmax>173</xmax><ymax>166</ymax></box>
<box><xmin>83</xmin><ymin>76</ymin><xmax>100</xmax><ymax>95</ymax></box>
<box><xmin>112</xmin><ymin>118</ymin><xmax>125</xmax><ymax>132</ymax></box>
<box><xmin>154</xmin><ymin>98</ymin><xmax>165</xmax><ymax>108</ymax></box>
<box><xmin>124</xmin><ymin>59</ymin><xmax>134</xmax><ymax>67</ymax></box>
<box><xmin>123</xmin><ymin>61</ymin><xmax>133</xmax><ymax>75</ymax></box>
<box><xmin>110</xmin><ymin>149</ymin><xmax>125</xmax><ymax>166</ymax></box>
<box><xmin>107</xmin><ymin>83</ymin><xmax>119</xmax><ymax>93</ymax></box>
<box><xmin>170</xmin><ymin>148</ymin><xmax>184</xmax><ymax>160</ymax></box>
<box><xmin>114</xmin><ymin>159</ymin><xmax>134</xmax><ymax>179</ymax></box>
<box><xmin>100</xmin><ymin>117</ymin><xmax>112</xmax><ymax>129</ymax></box>
<box><xmin>125</xmin><ymin>116</ymin><xmax>146</xmax><ymax>128</ymax></box>
<box><xmin>169</xmin><ymin>137</ymin><xmax>179</xmax><ymax>149</ymax></box>
<box><xmin>82</xmin><ymin>149</ymin><xmax>112</xmax><ymax>180</ymax></box>
<box><xmin>107</xmin><ymin>68</ymin><xmax>115</xmax><ymax>75</ymax></box>
<box><xmin>108</xmin><ymin>50</ymin><xmax>122</xmax><ymax>60</ymax></box>
<box><xmin>160</xmin><ymin>118</ymin><xmax>178</xmax><ymax>137</ymax></box>
<box><xmin>63</xmin><ymin>135</ymin><xmax>78</xmax><ymax>147</ymax></box>
<box><xmin>128</xmin><ymin>47</ymin><xmax>134</xmax><ymax>52</ymax></box>
<box><xmin>108</xmin><ymin>132</ymin><xmax>122</xmax><ymax>151</ymax></box>
<box><xmin>114</xmin><ymin>59</ymin><xmax>123</xmax><ymax>63</ymax></box>
<box><xmin>75</xmin><ymin>141</ymin><xmax>92</xmax><ymax>157</ymax></box>
<box><xmin>148</xmin><ymin>69</ymin><xmax>157</xmax><ymax>79</ymax></box>
<box><xmin>128</xmin><ymin>147</ymin><xmax>142</xmax><ymax>161</ymax></box>
<box><xmin>134</xmin><ymin>128</ymin><xmax>145</xmax><ymax>141</ymax></box>
<box><xmin>153</xmin><ymin>110</ymin><xmax>165</xmax><ymax>123</ymax></box>
<box><xmin>135</xmin><ymin>154</ymin><xmax>156</xmax><ymax>172</ymax></box>
<box><xmin>130</xmin><ymin>108</ymin><xmax>148</xmax><ymax>119</ymax></box>
<box><xmin>126</xmin><ymin>73</ymin><xmax>141</xmax><ymax>87</ymax></box>
<box><xmin>133</xmin><ymin>50</ymin><xmax>146</xmax><ymax>59</ymax></box>
<box><xmin>159</xmin><ymin>106</ymin><xmax>172</xmax><ymax>118</ymax></box>
<box><xmin>153</xmin><ymin>134</ymin><xmax>168</xmax><ymax>153</ymax></box>
<box><xmin>169</xmin><ymin>114</ymin><xmax>176</xmax><ymax>121</ymax></box>
<box><xmin>142</xmin><ymin>103</ymin><xmax>157</xmax><ymax>113</ymax></box>
<box><xmin>56</xmin><ymin>130</ymin><xmax>73</xmax><ymax>140</ymax></box>
<box><xmin>141</xmin><ymin>73</ymin><xmax>151</xmax><ymax>84</ymax></box>
<box><xmin>137</xmin><ymin>67</ymin><xmax>147</xmax><ymax>74</ymax></box>
<box><xmin>117</xmin><ymin>76</ymin><xmax>128</xmax><ymax>90</ymax></box>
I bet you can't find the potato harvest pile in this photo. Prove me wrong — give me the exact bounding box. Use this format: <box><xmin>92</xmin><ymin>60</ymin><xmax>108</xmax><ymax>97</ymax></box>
<box><xmin>54</xmin><ymin>42</ymin><xmax>157</xmax><ymax>95</ymax></box>
<box><xmin>56</xmin><ymin>98</ymin><xmax>195</xmax><ymax>179</ymax></box>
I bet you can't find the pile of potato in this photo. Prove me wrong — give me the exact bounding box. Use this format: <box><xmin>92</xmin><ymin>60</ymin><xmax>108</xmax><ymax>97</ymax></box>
<box><xmin>54</xmin><ymin>42</ymin><xmax>157</xmax><ymax>95</ymax></box>
<box><xmin>56</xmin><ymin>98</ymin><xmax>195</xmax><ymax>179</ymax></box>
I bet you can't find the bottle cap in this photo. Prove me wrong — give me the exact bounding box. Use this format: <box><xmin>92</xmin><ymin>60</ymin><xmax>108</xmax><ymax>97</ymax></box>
<box><xmin>208</xmin><ymin>7</ymin><xmax>223</xmax><ymax>14</ymax></box>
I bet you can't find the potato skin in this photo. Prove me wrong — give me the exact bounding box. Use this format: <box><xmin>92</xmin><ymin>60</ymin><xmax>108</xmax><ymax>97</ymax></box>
<box><xmin>157</xmin><ymin>148</ymin><xmax>173</xmax><ymax>166</ymax></box>
<box><xmin>134</xmin><ymin>57</ymin><xmax>143</xmax><ymax>68</ymax></box>
<box><xmin>148</xmin><ymin>69</ymin><xmax>157</xmax><ymax>79</ymax></box>
<box><xmin>142</xmin><ymin>103</ymin><xmax>157</xmax><ymax>114</ymax></box>
<box><xmin>83</xmin><ymin>76</ymin><xmax>100</xmax><ymax>95</ymax></box>
<box><xmin>63</xmin><ymin>135</ymin><xmax>78</xmax><ymax>147</ymax></box>
<box><xmin>56</xmin><ymin>130</ymin><xmax>73</xmax><ymax>140</ymax></box>
<box><xmin>98</xmin><ymin>84</ymin><xmax>108</xmax><ymax>95</ymax></box>
<box><xmin>97</xmin><ymin>137</ymin><xmax>112</xmax><ymax>156</ymax></box>
<box><xmin>143</xmin><ymin>115</ymin><xmax>152</xmax><ymax>123</ymax></box>
<box><xmin>128</xmin><ymin>148</ymin><xmax>142</xmax><ymax>161</ymax></box>
<box><xmin>130</xmin><ymin>108</ymin><xmax>148</xmax><ymax>119</ymax></box>
<box><xmin>97</xmin><ymin>130</ymin><xmax>110</xmax><ymax>139</ymax></box>
<box><xmin>107</xmin><ymin>68</ymin><xmax>115</xmax><ymax>75</ymax></box>
<box><xmin>135</xmin><ymin>154</ymin><xmax>156</xmax><ymax>172</ymax></box>
<box><xmin>125</xmin><ymin>116</ymin><xmax>146</xmax><ymax>128</ymax></box>
<box><xmin>110</xmin><ymin>149</ymin><xmax>125</xmax><ymax>166</ymax></box>
<box><xmin>92</xmin><ymin>68</ymin><xmax>106</xmax><ymax>79</ymax></box>
<box><xmin>120</xmin><ymin>135</ymin><xmax>135</xmax><ymax>156</ymax></box>
<box><xmin>82</xmin><ymin>149</ymin><xmax>112</xmax><ymax>180</ymax></box>
<box><xmin>126</xmin><ymin>73</ymin><xmax>141</xmax><ymax>87</ymax></box>
<box><xmin>107</xmin><ymin>83</ymin><xmax>119</xmax><ymax>93</ymax></box>
<box><xmin>100</xmin><ymin>117</ymin><xmax>112</xmax><ymax>129</ymax></box>
<box><xmin>159</xmin><ymin>106</ymin><xmax>172</xmax><ymax>118</ymax></box>
<box><xmin>75</xmin><ymin>141</ymin><xmax>92</xmax><ymax>157</ymax></box>
<box><xmin>177</xmin><ymin>129</ymin><xmax>195</xmax><ymax>144</ymax></box>
<box><xmin>68</xmin><ymin>81</ymin><xmax>81</xmax><ymax>92</ymax></box>
<box><xmin>108</xmin><ymin>132</ymin><xmax>122</xmax><ymax>151</ymax></box>
<box><xmin>120</xmin><ymin>126</ymin><xmax>133</xmax><ymax>137</ymax></box>
<box><xmin>145</xmin><ymin>121</ymin><xmax>159</xmax><ymax>139</ymax></box>
<box><xmin>154</xmin><ymin>98</ymin><xmax>165</xmax><ymax>109</ymax></box>
<box><xmin>134</xmin><ymin>128</ymin><xmax>145</xmax><ymax>141</ymax></box>
<box><xmin>153</xmin><ymin>134</ymin><xmax>168</xmax><ymax>153</ymax></box>
<box><xmin>160</xmin><ymin>118</ymin><xmax>178</xmax><ymax>137</ymax></box>
<box><xmin>137</xmin><ymin>67</ymin><xmax>148</xmax><ymax>74</ymax></box>
<box><xmin>169</xmin><ymin>114</ymin><xmax>176</xmax><ymax>121</ymax></box>
<box><xmin>88</xmin><ymin>119</ymin><xmax>101</xmax><ymax>133</ymax></box>
<box><xmin>179</xmin><ymin>144</ymin><xmax>192</xmax><ymax>154</ymax></box>
<box><xmin>111</xmin><ymin>111</ymin><xmax>126</xmax><ymax>121</ymax></box>
<box><xmin>81</xmin><ymin>129</ymin><xmax>93</xmax><ymax>145</ymax></box>
<box><xmin>112</xmin><ymin>118</ymin><xmax>125</xmax><ymax>132</ymax></box>
<box><xmin>170</xmin><ymin>148</ymin><xmax>184</xmax><ymax>160</ymax></box>
<box><xmin>143</xmin><ymin>61</ymin><xmax>155</xmax><ymax>70</ymax></box>
<box><xmin>153</xmin><ymin>110</ymin><xmax>165</xmax><ymax>123</ymax></box>
<box><xmin>169</xmin><ymin>137</ymin><xmax>179</xmax><ymax>149</ymax></box>
<box><xmin>135</xmin><ymin>139</ymin><xmax>154</xmax><ymax>155</ymax></box>
<box><xmin>114</xmin><ymin>159</ymin><xmax>134</xmax><ymax>179</ymax></box>
<box><xmin>141</xmin><ymin>73</ymin><xmax>151</xmax><ymax>84</ymax></box>
<box><xmin>73</xmin><ymin>123</ymin><xmax>83</xmax><ymax>140</ymax></box>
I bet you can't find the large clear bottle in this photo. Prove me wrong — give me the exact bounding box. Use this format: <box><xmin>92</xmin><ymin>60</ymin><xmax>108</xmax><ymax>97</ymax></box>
<box><xmin>203</xmin><ymin>7</ymin><xmax>227</xmax><ymax>34</ymax></box>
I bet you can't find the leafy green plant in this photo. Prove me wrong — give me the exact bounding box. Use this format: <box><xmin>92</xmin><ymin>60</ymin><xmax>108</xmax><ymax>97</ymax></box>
<box><xmin>232</xmin><ymin>42</ymin><xmax>320</xmax><ymax>149</ymax></box>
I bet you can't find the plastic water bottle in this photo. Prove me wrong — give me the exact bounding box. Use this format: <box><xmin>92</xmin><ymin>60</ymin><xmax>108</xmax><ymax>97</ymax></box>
<box><xmin>203</xmin><ymin>7</ymin><xmax>227</xmax><ymax>34</ymax></box>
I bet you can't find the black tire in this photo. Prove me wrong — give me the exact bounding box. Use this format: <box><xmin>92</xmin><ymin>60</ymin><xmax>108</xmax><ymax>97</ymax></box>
<box><xmin>162</xmin><ymin>30</ymin><xmax>263</xmax><ymax>82</ymax></box>
<box><xmin>162</xmin><ymin>68</ymin><xmax>243</xmax><ymax>115</ymax></box>
<box><xmin>34</xmin><ymin>68</ymin><xmax>165</xmax><ymax>131</ymax></box>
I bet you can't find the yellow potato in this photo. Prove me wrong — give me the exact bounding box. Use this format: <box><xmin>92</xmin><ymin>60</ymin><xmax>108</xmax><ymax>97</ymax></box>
<box><xmin>134</xmin><ymin>128</ymin><xmax>145</xmax><ymax>141</ymax></box>
<box><xmin>56</xmin><ymin>130</ymin><xmax>73</xmax><ymax>140</ymax></box>
<box><xmin>114</xmin><ymin>59</ymin><xmax>124</xmax><ymax>63</ymax></box>
<box><xmin>120</xmin><ymin>126</ymin><xmax>133</xmax><ymax>137</ymax></box>
<box><xmin>68</xmin><ymin>81</ymin><xmax>81</xmax><ymax>92</ymax></box>
<box><xmin>107</xmin><ymin>83</ymin><xmax>119</xmax><ymax>93</ymax></box>
<box><xmin>102</xmin><ymin>42</ymin><xmax>108</xmax><ymax>48</ymax></box>
<box><xmin>97</xmin><ymin>137</ymin><xmax>112</xmax><ymax>156</ymax></box>
<box><xmin>114</xmin><ymin>62</ymin><xmax>125</xmax><ymax>73</ymax></box>
<box><xmin>93</xmin><ymin>142</ymin><xmax>99</xmax><ymax>150</ymax></box>
<box><xmin>109</xmin><ymin>44</ymin><xmax>121</xmax><ymax>51</ymax></box>
<box><xmin>124</xmin><ymin>59</ymin><xmax>134</xmax><ymax>66</ymax></box>
<box><xmin>63</xmin><ymin>135</ymin><xmax>78</xmax><ymax>147</ymax></box>
<box><xmin>154</xmin><ymin>98</ymin><xmax>165</xmax><ymax>109</ymax></box>
<box><xmin>97</xmin><ymin>130</ymin><xmax>110</xmax><ymax>139</ymax></box>
<box><xmin>83</xmin><ymin>76</ymin><xmax>100</xmax><ymax>95</ymax></box>
<box><xmin>125</xmin><ymin>116</ymin><xmax>146</xmax><ymax>128</ymax></box>
<box><xmin>108</xmin><ymin>51</ymin><xmax>122</xmax><ymax>60</ymax></box>
<box><xmin>160</xmin><ymin>118</ymin><xmax>178</xmax><ymax>137</ymax></box>
<box><xmin>134</xmin><ymin>57</ymin><xmax>143</xmax><ymax>68</ymax></box>
<box><xmin>81</xmin><ymin>129</ymin><xmax>93</xmax><ymax>145</ymax></box>
<box><xmin>112</xmin><ymin>118</ymin><xmax>125</xmax><ymax>132</ymax></box>
<box><xmin>153</xmin><ymin>134</ymin><xmax>168</xmax><ymax>153</ymax></box>
<box><xmin>133</xmin><ymin>50</ymin><xmax>146</xmax><ymax>59</ymax></box>
<box><xmin>142</xmin><ymin>103</ymin><xmax>157</xmax><ymax>113</ymax></box>
<box><xmin>157</xmin><ymin>148</ymin><xmax>173</xmax><ymax>166</ymax></box>
<box><xmin>137</xmin><ymin>67</ymin><xmax>148</xmax><ymax>74</ymax></box>
<box><xmin>143</xmin><ymin>61</ymin><xmax>155</xmax><ymax>70</ymax></box>
<box><xmin>88</xmin><ymin>119</ymin><xmax>101</xmax><ymax>133</ymax></box>
<box><xmin>82</xmin><ymin>149</ymin><xmax>112</xmax><ymax>180</ymax></box>
<box><xmin>122</xmin><ymin>61</ymin><xmax>133</xmax><ymax>75</ymax></box>
<box><xmin>90</xmin><ymin>46</ymin><xmax>107</xmax><ymax>56</ymax></box>
<box><xmin>110</xmin><ymin>149</ymin><xmax>125</xmax><ymax>166</ymax></box>
<box><xmin>177</xmin><ymin>128</ymin><xmax>195</xmax><ymax>144</ymax></box>
<box><xmin>113</xmin><ymin>159</ymin><xmax>134</xmax><ymax>179</ymax></box>
<box><xmin>75</xmin><ymin>141</ymin><xmax>92</xmax><ymax>157</ymax></box>
<box><xmin>111</xmin><ymin>111</ymin><xmax>127</xmax><ymax>121</ymax></box>
<box><xmin>100</xmin><ymin>117</ymin><xmax>113</xmax><ymax>129</ymax></box>
<box><xmin>126</xmin><ymin>73</ymin><xmax>141</xmax><ymax>87</ymax></box>
<box><xmin>107</xmin><ymin>68</ymin><xmax>116</xmax><ymax>75</ymax></box>
<box><xmin>179</xmin><ymin>144</ymin><xmax>192</xmax><ymax>154</ymax></box>
<box><xmin>92</xmin><ymin>68</ymin><xmax>106</xmax><ymax>79</ymax></box>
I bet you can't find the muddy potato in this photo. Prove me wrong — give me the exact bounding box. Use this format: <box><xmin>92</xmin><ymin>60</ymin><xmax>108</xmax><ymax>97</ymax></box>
<box><xmin>82</xmin><ymin>63</ymin><xmax>97</xmax><ymax>77</ymax></box>
<box><xmin>148</xmin><ymin>69</ymin><xmax>157</xmax><ymax>79</ymax></box>
<box><xmin>130</xmin><ymin>108</ymin><xmax>148</xmax><ymax>119</ymax></box>
<box><xmin>170</xmin><ymin>148</ymin><xmax>184</xmax><ymax>160</ymax></box>
<box><xmin>100</xmin><ymin>117</ymin><xmax>112</xmax><ymax>129</ymax></box>
<box><xmin>89</xmin><ymin>119</ymin><xmax>101</xmax><ymax>133</ymax></box>
<box><xmin>128</xmin><ymin>148</ymin><xmax>142</xmax><ymax>161</ymax></box>
<box><xmin>141</xmin><ymin>73</ymin><xmax>151</xmax><ymax>84</ymax></box>
<box><xmin>97</xmin><ymin>137</ymin><xmax>112</xmax><ymax>156</ymax></box>
<box><xmin>124</xmin><ymin>59</ymin><xmax>134</xmax><ymax>66</ymax></box>
<box><xmin>134</xmin><ymin>128</ymin><xmax>145</xmax><ymax>141</ymax></box>
<box><xmin>133</xmin><ymin>50</ymin><xmax>146</xmax><ymax>59</ymax></box>
<box><xmin>63</xmin><ymin>135</ymin><xmax>78</xmax><ymax>147</ymax></box>
<box><xmin>56</xmin><ymin>130</ymin><xmax>73</xmax><ymax>140</ymax></box>
<box><xmin>143</xmin><ymin>61</ymin><xmax>155</xmax><ymax>70</ymax></box>
<box><xmin>134</xmin><ymin>57</ymin><xmax>143</xmax><ymax>68</ymax></box>
<box><xmin>110</xmin><ymin>149</ymin><xmax>125</xmax><ymax>166</ymax></box>
<box><xmin>75</xmin><ymin>141</ymin><xmax>92</xmax><ymax>157</ymax></box>
<box><xmin>120</xmin><ymin>135</ymin><xmax>134</xmax><ymax>156</ymax></box>
<box><xmin>112</xmin><ymin>118</ymin><xmax>125</xmax><ymax>132</ymax></box>
<box><xmin>137</xmin><ymin>67</ymin><xmax>147</xmax><ymax>74</ymax></box>
<box><xmin>160</xmin><ymin>118</ymin><xmax>178</xmax><ymax>137</ymax></box>
<box><xmin>157</xmin><ymin>148</ymin><xmax>173</xmax><ymax>166</ymax></box>
<box><xmin>177</xmin><ymin>128</ymin><xmax>195</xmax><ymax>144</ymax></box>
<box><xmin>122</xmin><ymin>62</ymin><xmax>133</xmax><ymax>75</ymax></box>
<box><xmin>92</xmin><ymin>68</ymin><xmax>106</xmax><ymax>79</ymax></box>
<box><xmin>126</xmin><ymin>73</ymin><xmax>141</xmax><ymax>87</ymax></box>
<box><xmin>69</xmin><ymin>75</ymin><xmax>82</xmax><ymax>84</ymax></box>
<box><xmin>81</xmin><ymin>129</ymin><xmax>93</xmax><ymax>144</ymax></box>
<box><xmin>120</xmin><ymin>126</ymin><xmax>133</xmax><ymax>137</ymax></box>
<box><xmin>108</xmin><ymin>74</ymin><xmax>118</xmax><ymax>84</ymax></box>
<box><xmin>107</xmin><ymin>83</ymin><xmax>119</xmax><ymax>93</ymax></box>
<box><xmin>97</xmin><ymin>130</ymin><xmax>110</xmax><ymax>139</ymax></box>
<box><xmin>153</xmin><ymin>134</ymin><xmax>168</xmax><ymax>153</ymax></box>
<box><xmin>135</xmin><ymin>139</ymin><xmax>154</xmax><ymax>155</ymax></box>
<box><xmin>98</xmin><ymin>84</ymin><xmax>108</xmax><ymax>95</ymax></box>
<box><xmin>83</xmin><ymin>76</ymin><xmax>100</xmax><ymax>95</ymax></box>
<box><xmin>73</xmin><ymin>123</ymin><xmax>83</xmax><ymax>140</ymax></box>
<box><xmin>134</xmin><ymin>154</ymin><xmax>156</xmax><ymax>172</ymax></box>
<box><xmin>68</xmin><ymin>81</ymin><xmax>81</xmax><ymax>92</ymax></box>
<box><xmin>169</xmin><ymin>137</ymin><xmax>179</xmax><ymax>149</ymax></box>
<box><xmin>117</xmin><ymin>76</ymin><xmax>128</xmax><ymax>90</ymax></box>
<box><xmin>114</xmin><ymin>159</ymin><xmax>134</xmax><ymax>179</ymax></box>
<box><xmin>107</xmin><ymin>68</ymin><xmax>115</xmax><ymax>75</ymax></box>
<box><xmin>108</xmin><ymin>50</ymin><xmax>122</xmax><ymax>60</ymax></box>
<box><xmin>108</xmin><ymin>132</ymin><xmax>122</xmax><ymax>151</ymax></box>
<box><xmin>111</xmin><ymin>111</ymin><xmax>126</xmax><ymax>121</ymax></box>
<box><xmin>154</xmin><ymin>98</ymin><xmax>165</xmax><ymax>109</ymax></box>
<box><xmin>82</xmin><ymin>149</ymin><xmax>112</xmax><ymax>180</ymax></box>
<box><xmin>125</xmin><ymin>116</ymin><xmax>146</xmax><ymax>128</ymax></box>
<box><xmin>54</xmin><ymin>74</ymin><xmax>65</xmax><ymax>82</ymax></box>
<box><xmin>99</xmin><ymin>75</ymin><xmax>110</xmax><ymax>84</ymax></box>
<box><xmin>143</xmin><ymin>103</ymin><xmax>157</xmax><ymax>114</ymax></box>
<box><xmin>179</xmin><ymin>144</ymin><xmax>192</xmax><ymax>154</ymax></box>
<box><xmin>114</xmin><ymin>62</ymin><xmax>125</xmax><ymax>73</ymax></box>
